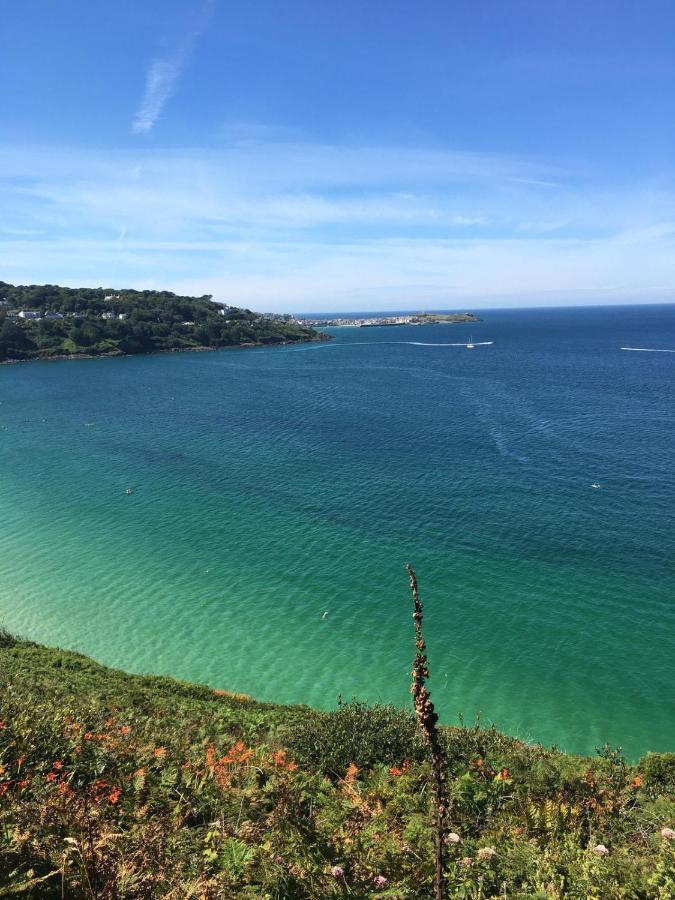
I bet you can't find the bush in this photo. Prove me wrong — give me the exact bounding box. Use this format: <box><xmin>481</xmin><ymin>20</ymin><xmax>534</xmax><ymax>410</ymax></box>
<box><xmin>287</xmin><ymin>699</ymin><xmax>424</xmax><ymax>776</ymax></box>
<box><xmin>639</xmin><ymin>753</ymin><xmax>675</xmax><ymax>794</ymax></box>
<box><xmin>0</xmin><ymin>627</ymin><xmax>17</xmax><ymax>648</ymax></box>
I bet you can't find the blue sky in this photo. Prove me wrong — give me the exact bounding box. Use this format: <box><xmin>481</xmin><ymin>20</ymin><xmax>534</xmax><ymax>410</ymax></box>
<box><xmin>2</xmin><ymin>1</ymin><xmax>675</xmax><ymax>311</ymax></box>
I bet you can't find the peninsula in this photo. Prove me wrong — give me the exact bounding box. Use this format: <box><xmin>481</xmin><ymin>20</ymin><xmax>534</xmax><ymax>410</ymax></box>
<box><xmin>0</xmin><ymin>281</ymin><xmax>327</xmax><ymax>363</ymax></box>
<box><xmin>300</xmin><ymin>311</ymin><xmax>480</xmax><ymax>327</ymax></box>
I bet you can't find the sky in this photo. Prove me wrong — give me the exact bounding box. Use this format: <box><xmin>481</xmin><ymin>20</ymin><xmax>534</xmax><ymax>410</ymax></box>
<box><xmin>2</xmin><ymin>0</ymin><xmax>675</xmax><ymax>312</ymax></box>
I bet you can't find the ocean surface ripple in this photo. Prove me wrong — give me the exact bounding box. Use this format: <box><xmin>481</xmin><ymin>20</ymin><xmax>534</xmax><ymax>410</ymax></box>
<box><xmin>1</xmin><ymin>305</ymin><xmax>674</xmax><ymax>758</ymax></box>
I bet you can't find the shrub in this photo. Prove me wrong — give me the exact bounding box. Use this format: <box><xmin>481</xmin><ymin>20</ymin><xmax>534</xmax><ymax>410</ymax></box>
<box><xmin>287</xmin><ymin>699</ymin><xmax>424</xmax><ymax>776</ymax></box>
<box><xmin>639</xmin><ymin>753</ymin><xmax>675</xmax><ymax>794</ymax></box>
<box><xmin>0</xmin><ymin>627</ymin><xmax>17</xmax><ymax>648</ymax></box>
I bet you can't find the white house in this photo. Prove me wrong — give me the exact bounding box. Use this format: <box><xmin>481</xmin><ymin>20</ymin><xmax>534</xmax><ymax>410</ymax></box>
<box><xmin>18</xmin><ymin>310</ymin><xmax>42</xmax><ymax>320</ymax></box>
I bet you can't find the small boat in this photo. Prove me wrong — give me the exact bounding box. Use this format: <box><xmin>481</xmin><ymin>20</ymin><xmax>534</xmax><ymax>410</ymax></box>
<box><xmin>125</xmin><ymin>488</ymin><xmax>134</xmax><ymax>495</ymax></box>
<box><xmin>466</xmin><ymin>335</ymin><xmax>475</xmax><ymax>349</ymax></box>
<box><xmin>591</xmin><ymin>483</ymin><xmax>601</xmax><ymax>489</ymax></box>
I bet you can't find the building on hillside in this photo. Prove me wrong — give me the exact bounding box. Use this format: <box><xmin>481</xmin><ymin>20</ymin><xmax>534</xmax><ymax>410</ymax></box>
<box><xmin>43</xmin><ymin>310</ymin><xmax>64</xmax><ymax>320</ymax></box>
<box><xmin>18</xmin><ymin>310</ymin><xmax>42</xmax><ymax>320</ymax></box>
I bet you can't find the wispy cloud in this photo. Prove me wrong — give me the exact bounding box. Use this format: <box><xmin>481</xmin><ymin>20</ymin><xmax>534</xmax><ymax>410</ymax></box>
<box><xmin>2</xmin><ymin>140</ymin><xmax>675</xmax><ymax>310</ymax></box>
<box><xmin>132</xmin><ymin>1</ymin><xmax>214</xmax><ymax>135</ymax></box>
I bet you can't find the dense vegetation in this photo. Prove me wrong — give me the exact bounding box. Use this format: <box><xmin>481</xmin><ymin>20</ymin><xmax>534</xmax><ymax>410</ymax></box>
<box><xmin>1</xmin><ymin>631</ymin><xmax>673</xmax><ymax>898</ymax></box>
<box><xmin>0</xmin><ymin>282</ymin><xmax>324</xmax><ymax>362</ymax></box>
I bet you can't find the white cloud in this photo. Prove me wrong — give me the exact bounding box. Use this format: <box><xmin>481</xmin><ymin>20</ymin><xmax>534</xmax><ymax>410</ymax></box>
<box><xmin>2</xmin><ymin>140</ymin><xmax>675</xmax><ymax>310</ymax></box>
<box><xmin>132</xmin><ymin>1</ymin><xmax>214</xmax><ymax>134</ymax></box>
<box><xmin>132</xmin><ymin>59</ymin><xmax>183</xmax><ymax>135</ymax></box>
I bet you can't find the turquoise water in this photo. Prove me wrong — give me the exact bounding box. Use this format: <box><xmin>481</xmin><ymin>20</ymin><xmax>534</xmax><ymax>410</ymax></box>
<box><xmin>1</xmin><ymin>305</ymin><xmax>674</xmax><ymax>759</ymax></box>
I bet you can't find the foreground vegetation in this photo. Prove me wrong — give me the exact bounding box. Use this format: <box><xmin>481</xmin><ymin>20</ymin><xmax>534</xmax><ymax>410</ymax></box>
<box><xmin>0</xmin><ymin>627</ymin><xmax>673</xmax><ymax>898</ymax></box>
<box><xmin>0</xmin><ymin>282</ymin><xmax>324</xmax><ymax>362</ymax></box>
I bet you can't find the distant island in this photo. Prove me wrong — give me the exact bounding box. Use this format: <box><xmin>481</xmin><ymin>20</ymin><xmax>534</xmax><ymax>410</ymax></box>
<box><xmin>0</xmin><ymin>281</ymin><xmax>327</xmax><ymax>363</ymax></box>
<box><xmin>300</xmin><ymin>311</ymin><xmax>481</xmax><ymax>327</ymax></box>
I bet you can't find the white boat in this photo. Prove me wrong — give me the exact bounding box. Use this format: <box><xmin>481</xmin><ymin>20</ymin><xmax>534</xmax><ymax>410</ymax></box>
<box><xmin>591</xmin><ymin>483</ymin><xmax>601</xmax><ymax>489</ymax></box>
<box><xmin>466</xmin><ymin>335</ymin><xmax>475</xmax><ymax>349</ymax></box>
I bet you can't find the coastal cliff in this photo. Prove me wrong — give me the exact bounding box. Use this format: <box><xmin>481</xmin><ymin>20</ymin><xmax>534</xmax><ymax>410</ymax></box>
<box><xmin>1</xmin><ymin>632</ymin><xmax>673</xmax><ymax>898</ymax></box>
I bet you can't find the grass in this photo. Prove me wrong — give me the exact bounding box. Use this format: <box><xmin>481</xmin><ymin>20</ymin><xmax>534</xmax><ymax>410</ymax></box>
<box><xmin>1</xmin><ymin>636</ymin><xmax>673</xmax><ymax>897</ymax></box>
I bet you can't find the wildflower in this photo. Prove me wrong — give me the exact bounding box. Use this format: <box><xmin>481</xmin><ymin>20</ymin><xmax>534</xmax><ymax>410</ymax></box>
<box><xmin>0</xmin><ymin>721</ymin><xmax>6</xmax><ymax>729</ymax></box>
<box><xmin>52</xmin><ymin>760</ymin><xmax>63</xmax><ymax>770</ymax></box>
<box><xmin>661</xmin><ymin>827</ymin><xmax>675</xmax><ymax>840</ymax></box>
<box><xmin>477</xmin><ymin>847</ymin><xmax>496</xmax><ymax>860</ymax></box>
<box><xmin>46</xmin><ymin>772</ymin><xmax>58</xmax><ymax>782</ymax></box>
<box><xmin>459</xmin><ymin>857</ymin><xmax>473</xmax><ymax>867</ymax></box>
<box><xmin>119</xmin><ymin>725</ymin><xmax>131</xmax><ymax>735</ymax></box>
<box><xmin>109</xmin><ymin>788</ymin><xmax>121</xmax><ymax>804</ymax></box>
<box><xmin>475</xmin><ymin>758</ymin><xmax>484</xmax><ymax>768</ymax></box>
<box><xmin>153</xmin><ymin>747</ymin><xmax>166</xmax><ymax>758</ymax></box>
<box><xmin>373</xmin><ymin>875</ymin><xmax>387</xmax><ymax>886</ymax></box>
<box><xmin>447</xmin><ymin>832</ymin><xmax>461</xmax><ymax>844</ymax></box>
<box><xmin>84</xmin><ymin>732</ymin><xmax>93</xmax><ymax>740</ymax></box>
<box><xmin>389</xmin><ymin>766</ymin><xmax>403</xmax><ymax>777</ymax></box>
<box><xmin>592</xmin><ymin>844</ymin><xmax>609</xmax><ymax>856</ymax></box>
<box><xmin>331</xmin><ymin>866</ymin><xmax>344</xmax><ymax>879</ymax></box>
<box><xmin>631</xmin><ymin>776</ymin><xmax>642</xmax><ymax>788</ymax></box>
<box><xmin>495</xmin><ymin>768</ymin><xmax>510</xmax><ymax>781</ymax></box>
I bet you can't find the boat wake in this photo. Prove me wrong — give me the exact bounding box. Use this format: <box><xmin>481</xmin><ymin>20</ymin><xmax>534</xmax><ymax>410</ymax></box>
<box><xmin>621</xmin><ymin>347</ymin><xmax>675</xmax><ymax>353</ymax></box>
<box><xmin>285</xmin><ymin>340</ymin><xmax>493</xmax><ymax>350</ymax></box>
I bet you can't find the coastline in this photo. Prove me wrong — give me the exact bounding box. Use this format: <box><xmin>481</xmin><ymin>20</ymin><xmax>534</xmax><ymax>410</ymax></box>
<box><xmin>0</xmin><ymin>332</ymin><xmax>330</xmax><ymax>366</ymax></box>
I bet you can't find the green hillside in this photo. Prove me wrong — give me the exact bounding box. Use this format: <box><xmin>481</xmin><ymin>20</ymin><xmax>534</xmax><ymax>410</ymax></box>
<box><xmin>0</xmin><ymin>630</ymin><xmax>673</xmax><ymax>898</ymax></box>
<box><xmin>0</xmin><ymin>282</ymin><xmax>325</xmax><ymax>362</ymax></box>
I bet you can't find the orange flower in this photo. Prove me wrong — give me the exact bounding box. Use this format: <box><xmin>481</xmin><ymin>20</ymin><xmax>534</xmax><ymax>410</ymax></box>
<box><xmin>286</xmin><ymin>762</ymin><xmax>298</xmax><ymax>772</ymax></box>
<box><xmin>631</xmin><ymin>776</ymin><xmax>642</xmax><ymax>788</ymax></box>
<box><xmin>153</xmin><ymin>747</ymin><xmax>166</xmax><ymax>758</ymax></box>
<box><xmin>119</xmin><ymin>726</ymin><xmax>131</xmax><ymax>735</ymax></box>
<box><xmin>108</xmin><ymin>788</ymin><xmax>121</xmax><ymax>804</ymax></box>
<box><xmin>345</xmin><ymin>763</ymin><xmax>359</xmax><ymax>784</ymax></box>
<box><xmin>84</xmin><ymin>732</ymin><xmax>94</xmax><ymax>740</ymax></box>
<box><xmin>46</xmin><ymin>772</ymin><xmax>58</xmax><ymax>782</ymax></box>
<box><xmin>271</xmin><ymin>750</ymin><xmax>287</xmax><ymax>766</ymax></box>
<box><xmin>53</xmin><ymin>761</ymin><xmax>63</xmax><ymax>770</ymax></box>
<box><xmin>475</xmin><ymin>758</ymin><xmax>484</xmax><ymax>768</ymax></box>
<box><xmin>0</xmin><ymin>721</ymin><xmax>6</xmax><ymax>729</ymax></box>
<box><xmin>389</xmin><ymin>767</ymin><xmax>403</xmax><ymax>777</ymax></box>
<box><xmin>495</xmin><ymin>768</ymin><xmax>510</xmax><ymax>781</ymax></box>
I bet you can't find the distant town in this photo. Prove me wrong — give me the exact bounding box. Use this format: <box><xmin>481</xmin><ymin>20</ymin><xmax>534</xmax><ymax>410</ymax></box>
<box><xmin>296</xmin><ymin>311</ymin><xmax>480</xmax><ymax>328</ymax></box>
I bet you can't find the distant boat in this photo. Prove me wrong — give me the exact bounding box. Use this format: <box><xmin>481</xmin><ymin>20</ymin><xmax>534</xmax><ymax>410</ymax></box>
<box><xmin>463</xmin><ymin>336</ymin><xmax>493</xmax><ymax>348</ymax></box>
<box><xmin>125</xmin><ymin>488</ymin><xmax>134</xmax><ymax>495</ymax></box>
<box><xmin>591</xmin><ymin>483</ymin><xmax>601</xmax><ymax>489</ymax></box>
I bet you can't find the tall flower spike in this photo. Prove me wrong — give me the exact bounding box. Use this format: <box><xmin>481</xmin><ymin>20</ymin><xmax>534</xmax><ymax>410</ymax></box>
<box><xmin>407</xmin><ymin>564</ymin><xmax>449</xmax><ymax>900</ymax></box>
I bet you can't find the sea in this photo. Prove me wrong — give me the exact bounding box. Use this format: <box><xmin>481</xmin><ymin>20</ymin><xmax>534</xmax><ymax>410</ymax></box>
<box><xmin>1</xmin><ymin>304</ymin><xmax>674</xmax><ymax>759</ymax></box>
